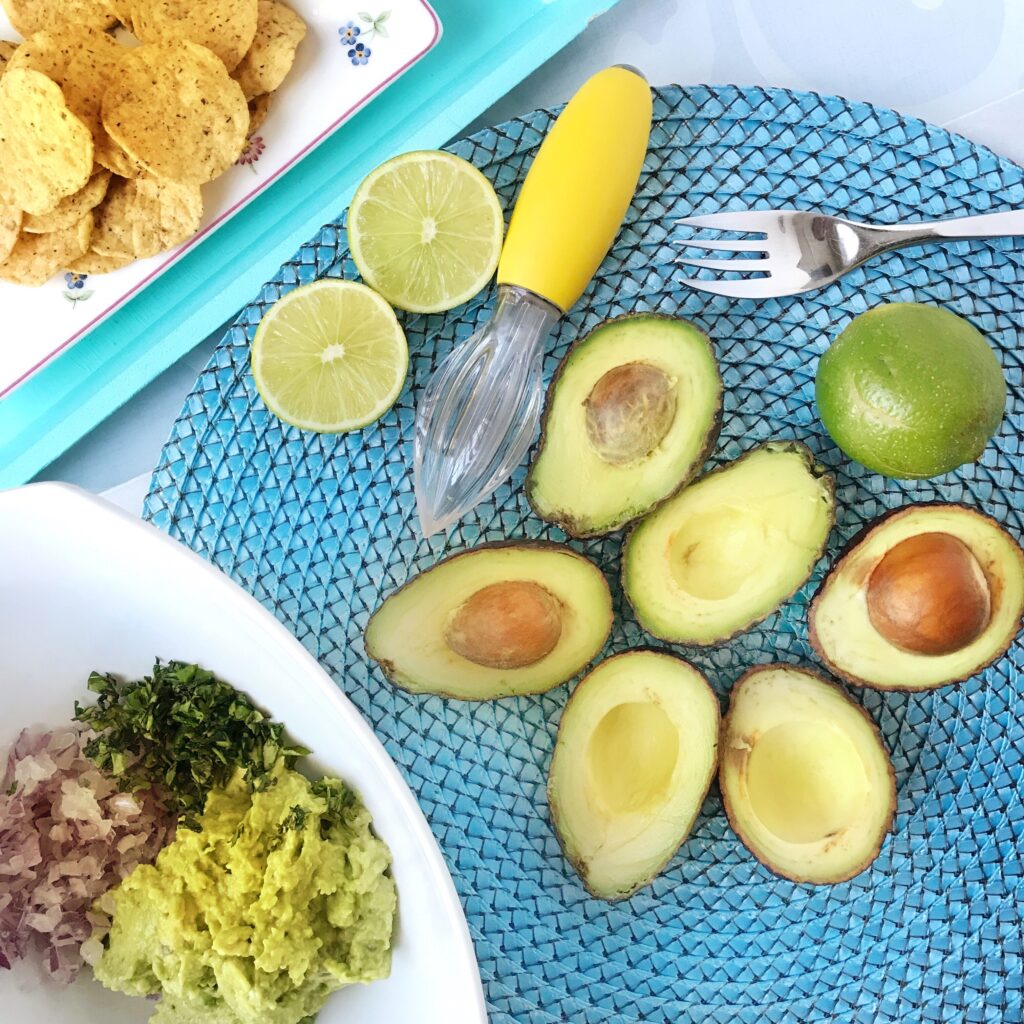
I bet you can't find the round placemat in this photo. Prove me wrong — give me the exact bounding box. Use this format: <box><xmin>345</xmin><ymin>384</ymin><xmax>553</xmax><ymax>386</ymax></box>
<box><xmin>144</xmin><ymin>85</ymin><xmax>1024</xmax><ymax>1024</ymax></box>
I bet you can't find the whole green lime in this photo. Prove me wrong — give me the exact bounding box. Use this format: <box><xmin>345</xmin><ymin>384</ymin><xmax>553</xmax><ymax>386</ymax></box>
<box><xmin>815</xmin><ymin>302</ymin><xmax>1006</xmax><ymax>479</ymax></box>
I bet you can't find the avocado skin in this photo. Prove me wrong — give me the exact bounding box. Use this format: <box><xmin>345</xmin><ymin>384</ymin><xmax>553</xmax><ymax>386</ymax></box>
<box><xmin>808</xmin><ymin>502</ymin><xmax>1024</xmax><ymax>691</ymax></box>
<box><xmin>364</xmin><ymin>539</ymin><xmax>613</xmax><ymax>701</ymax></box>
<box><xmin>622</xmin><ymin>440</ymin><xmax>836</xmax><ymax>646</ymax></box>
<box><xmin>526</xmin><ymin>313</ymin><xmax>723</xmax><ymax>538</ymax></box>
<box><xmin>719</xmin><ymin>663</ymin><xmax>896</xmax><ymax>886</ymax></box>
<box><xmin>547</xmin><ymin>648</ymin><xmax>720</xmax><ymax>901</ymax></box>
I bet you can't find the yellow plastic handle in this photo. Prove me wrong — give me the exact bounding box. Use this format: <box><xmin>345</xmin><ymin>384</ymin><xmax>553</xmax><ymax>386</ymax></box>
<box><xmin>497</xmin><ymin>66</ymin><xmax>652</xmax><ymax>313</ymax></box>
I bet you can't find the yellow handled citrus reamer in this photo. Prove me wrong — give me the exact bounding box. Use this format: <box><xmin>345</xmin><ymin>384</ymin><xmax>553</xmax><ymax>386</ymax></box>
<box><xmin>414</xmin><ymin>66</ymin><xmax>652</xmax><ymax>536</ymax></box>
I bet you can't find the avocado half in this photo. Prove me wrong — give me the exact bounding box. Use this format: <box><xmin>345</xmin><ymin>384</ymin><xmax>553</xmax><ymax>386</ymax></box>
<box><xmin>623</xmin><ymin>441</ymin><xmax>835</xmax><ymax>645</ymax></box>
<box><xmin>527</xmin><ymin>315</ymin><xmax>722</xmax><ymax>537</ymax></box>
<box><xmin>548</xmin><ymin>650</ymin><xmax>719</xmax><ymax>900</ymax></box>
<box><xmin>364</xmin><ymin>541</ymin><xmax>612</xmax><ymax>699</ymax></box>
<box><xmin>720</xmin><ymin>665</ymin><xmax>895</xmax><ymax>885</ymax></box>
<box><xmin>809</xmin><ymin>504</ymin><xmax>1024</xmax><ymax>690</ymax></box>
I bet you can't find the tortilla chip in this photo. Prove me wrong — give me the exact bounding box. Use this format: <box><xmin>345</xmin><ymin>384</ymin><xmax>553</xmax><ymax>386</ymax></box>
<box><xmin>0</xmin><ymin>68</ymin><xmax>94</xmax><ymax>216</ymax></box>
<box><xmin>23</xmin><ymin>170</ymin><xmax>111</xmax><ymax>234</ymax></box>
<box><xmin>0</xmin><ymin>193</ymin><xmax>22</xmax><ymax>262</ymax></box>
<box><xmin>102</xmin><ymin>2</ymin><xmax>136</xmax><ymax>30</ymax></box>
<box><xmin>232</xmin><ymin>0</ymin><xmax>305</xmax><ymax>100</ymax></box>
<box><xmin>0</xmin><ymin>212</ymin><xmax>93</xmax><ymax>285</ymax></box>
<box><xmin>130</xmin><ymin>0</ymin><xmax>258</xmax><ymax>71</ymax></box>
<box><xmin>246</xmin><ymin>91</ymin><xmax>272</xmax><ymax>135</ymax></box>
<box><xmin>102</xmin><ymin>40</ymin><xmax>248</xmax><ymax>185</ymax></box>
<box><xmin>90</xmin><ymin>175</ymin><xmax>136</xmax><ymax>258</ymax></box>
<box><xmin>90</xmin><ymin>173</ymin><xmax>202</xmax><ymax>260</ymax></box>
<box><xmin>67</xmin><ymin>247</ymin><xmax>134</xmax><ymax>274</ymax></box>
<box><xmin>8</xmin><ymin>28</ymin><xmax>126</xmax><ymax>170</ymax></box>
<box><xmin>97</xmin><ymin>139</ymin><xmax>143</xmax><ymax>178</ymax></box>
<box><xmin>130</xmin><ymin>177</ymin><xmax>203</xmax><ymax>257</ymax></box>
<box><xmin>0</xmin><ymin>40</ymin><xmax>18</xmax><ymax>78</ymax></box>
<box><xmin>0</xmin><ymin>0</ymin><xmax>116</xmax><ymax>37</ymax></box>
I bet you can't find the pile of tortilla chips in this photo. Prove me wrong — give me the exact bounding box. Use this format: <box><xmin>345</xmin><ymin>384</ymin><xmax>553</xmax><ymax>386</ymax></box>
<box><xmin>0</xmin><ymin>0</ymin><xmax>306</xmax><ymax>285</ymax></box>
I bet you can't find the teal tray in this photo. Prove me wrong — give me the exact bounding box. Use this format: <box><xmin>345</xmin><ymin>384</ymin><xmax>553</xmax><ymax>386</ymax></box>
<box><xmin>0</xmin><ymin>0</ymin><xmax>619</xmax><ymax>488</ymax></box>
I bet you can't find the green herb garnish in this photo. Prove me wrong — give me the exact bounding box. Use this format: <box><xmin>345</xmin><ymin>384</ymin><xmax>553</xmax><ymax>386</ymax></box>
<box><xmin>74</xmin><ymin>661</ymin><xmax>309</xmax><ymax>831</ymax></box>
<box><xmin>311</xmin><ymin>778</ymin><xmax>359</xmax><ymax>839</ymax></box>
<box><xmin>281</xmin><ymin>804</ymin><xmax>309</xmax><ymax>834</ymax></box>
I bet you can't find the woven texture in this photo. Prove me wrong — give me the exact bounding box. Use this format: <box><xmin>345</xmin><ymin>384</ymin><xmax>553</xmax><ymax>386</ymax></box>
<box><xmin>144</xmin><ymin>86</ymin><xmax>1024</xmax><ymax>1023</ymax></box>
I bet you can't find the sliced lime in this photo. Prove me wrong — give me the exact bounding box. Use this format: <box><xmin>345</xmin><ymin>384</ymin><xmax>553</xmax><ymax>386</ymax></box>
<box><xmin>251</xmin><ymin>279</ymin><xmax>408</xmax><ymax>433</ymax></box>
<box><xmin>348</xmin><ymin>149</ymin><xmax>504</xmax><ymax>314</ymax></box>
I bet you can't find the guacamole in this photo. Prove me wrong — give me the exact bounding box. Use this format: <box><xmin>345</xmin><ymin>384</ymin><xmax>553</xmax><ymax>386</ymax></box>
<box><xmin>94</xmin><ymin>763</ymin><xmax>396</xmax><ymax>1024</ymax></box>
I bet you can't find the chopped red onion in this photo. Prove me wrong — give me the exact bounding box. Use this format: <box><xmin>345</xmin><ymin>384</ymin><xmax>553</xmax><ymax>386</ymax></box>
<box><xmin>0</xmin><ymin>728</ymin><xmax>174</xmax><ymax>983</ymax></box>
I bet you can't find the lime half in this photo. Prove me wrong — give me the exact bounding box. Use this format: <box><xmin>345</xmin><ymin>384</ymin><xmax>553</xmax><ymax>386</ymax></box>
<box><xmin>251</xmin><ymin>279</ymin><xmax>409</xmax><ymax>433</ymax></box>
<box><xmin>348</xmin><ymin>149</ymin><xmax>504</xmax><ymax>314</ymax></box>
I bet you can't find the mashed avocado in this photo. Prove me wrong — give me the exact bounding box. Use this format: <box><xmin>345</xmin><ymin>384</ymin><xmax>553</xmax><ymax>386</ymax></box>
<box><xmin>94</xmin><ymin>763</ymin><xmax>396</xmax><ymax>1024</ymax></box>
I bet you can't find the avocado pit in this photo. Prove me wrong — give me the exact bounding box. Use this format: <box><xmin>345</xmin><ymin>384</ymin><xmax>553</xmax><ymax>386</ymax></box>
<box><xmin>866</xmin><ymin>532</ymin><xmax>991</xmax><ymax>656</ymax></box>
<box><xmin>445</xmin><ymin>580</ymin><xmax>563</xmax><ymax>670</ymax></box>
<box><xmin>584</xmin><ymin>362</ymin><xmax>677</xmax><ymax>466</ymax></box>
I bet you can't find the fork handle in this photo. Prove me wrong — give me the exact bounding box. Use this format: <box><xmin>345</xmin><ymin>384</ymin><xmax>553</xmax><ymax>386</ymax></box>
<box><xmin>880</xmin><ymin>210</ymin><xmax>1024</xmax><ymax>243</ymax></box>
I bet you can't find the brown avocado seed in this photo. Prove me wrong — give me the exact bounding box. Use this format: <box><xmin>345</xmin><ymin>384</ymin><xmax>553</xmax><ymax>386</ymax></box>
<box><xmin>584</xmin><ymin>362</ymin><xmax>677</xmax><ymax>466</ymax></box>
<box><xmin>445</xmin><ymin>580</ymin><xmax>563</xmax><ymax>670</ymax></box>
<box><xmin>866</xmin><ymin>532</ymin><xmax>991</xmax><ymax>656</ymax></box>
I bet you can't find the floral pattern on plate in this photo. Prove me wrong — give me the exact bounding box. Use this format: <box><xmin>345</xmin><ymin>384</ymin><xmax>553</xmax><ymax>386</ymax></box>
<box><xmin>340</xmin><ymin>11</ymin><xmax>392</xmax><ymax>65</ymax></box>
<box><xmin>62</xmin><ymin>273</ymin><xmax>93</xmax><ymax>307</ymax></box>
<box><xmin>238</xmin><ymin>136</ymin><xmax>267</xmax><ymax>171</ymax></box>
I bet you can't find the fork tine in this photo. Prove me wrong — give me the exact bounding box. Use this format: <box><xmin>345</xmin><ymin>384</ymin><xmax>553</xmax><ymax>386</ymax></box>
<box><xmin>674</xmin><ymin>212</ymin><xmax>772</xmax><ymax>232</ymax></box>
<box><xmin>672</xmin><ymin>236</ymin><xmax>768</xmax><ymax>253</ymax></box>
<box><xmin>678</xmin><ymin>277</ymin><xmax>775</xmax><ymax>298</ymax></box>
<box><xmin>674</xmin><ymin>257</ymin><xmax>773</xmax><ymax>272</ymax></box>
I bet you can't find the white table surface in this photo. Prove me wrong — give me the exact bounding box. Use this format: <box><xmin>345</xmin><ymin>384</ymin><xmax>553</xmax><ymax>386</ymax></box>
<box><xmin>35</xmin><ymin>0</ymin><xmax>1024</xmax><ymax>513</ymax></box>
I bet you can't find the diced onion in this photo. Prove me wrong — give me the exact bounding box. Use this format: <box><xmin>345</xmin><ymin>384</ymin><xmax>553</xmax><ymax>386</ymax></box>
<box><xmin>0</xmin><ymin>728</ymin><xmax>175</xmax><ymax>983</ymax></box>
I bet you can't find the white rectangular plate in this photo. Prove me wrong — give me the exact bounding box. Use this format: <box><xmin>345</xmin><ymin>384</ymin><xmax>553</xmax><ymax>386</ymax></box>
<box><xmin>0</xmin><ymin>482</ymin><xmax>486</xmax><ymax>1024</ymax></box>
<box><xmin>0</xmin><ymin>0</ymin><xmax>441</xmax><ymax>398</ymax></box>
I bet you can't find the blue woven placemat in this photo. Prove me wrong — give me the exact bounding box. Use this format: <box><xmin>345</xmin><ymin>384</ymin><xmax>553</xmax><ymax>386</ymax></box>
<box><xmin>144</xmin><ymin>85</ymin><xmax>1024</xmax><ymax>1024</ymax></box>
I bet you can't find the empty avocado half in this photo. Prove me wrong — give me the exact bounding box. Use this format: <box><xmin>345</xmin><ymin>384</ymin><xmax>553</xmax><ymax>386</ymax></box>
<box><xmin>527</xmin><ymin>315</ymin><xmax>722</xmax><ymax>537</ymax></box>
<box><xmin>623</xmin><ymin>441</ymin><xmax>835</xmax><ymax>644</ymax></box>
<box><xmin>720</xmin><ymin>665</ymin><xmax>895</xmax><ymax>885</ymax></box>
<box><xmin>365</xmin><ymin>542</ymin><xmax>612</xmax><ymax>699</ymax></box>
<box><xmin>548</xmin><ymin>650</ymin><xmax>719</xmax><ymax>900</ymax></box>
<box><xmin>810</xmin><ymin>504</ymin><xmax>1024</xmax><ymax>690</ymax></box>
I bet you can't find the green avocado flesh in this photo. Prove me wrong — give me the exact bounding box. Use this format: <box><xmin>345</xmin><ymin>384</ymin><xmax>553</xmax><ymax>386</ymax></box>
<box><xmin>365</xmin><ymin>543</ymin><xmax>612</xmax><ymax>699</ymax></box>
<box><xmin>810</xmin><ymin>504</ymin><xmax>1024</xmax><ymax>690</ymax></box>
<box><xmin>95</xmin><ymin>763</ymin><xmax>395</xmax><ymax>1024</ymax></box>
<box><xmin>623</xmin><ymin>442</ymin><xmax>834</xmax><ymax>644</ymax></box>
<box><xmin>720</xmin><ymin>665</ymin><xmax>895</xmax><ymax>885</ymax></box>
<box><xmin>548</xmin><ymin>651</ymin><xmax>719</xmax><ymax>900</ymax></box>
<box><xmin>527</xmin><ymin>315</ymin><xmax>722</xmax><ymax>536</ymax></box>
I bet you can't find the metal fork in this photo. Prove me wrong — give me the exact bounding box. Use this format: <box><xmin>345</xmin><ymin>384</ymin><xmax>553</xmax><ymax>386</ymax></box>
<box><xmin>673</xmin><ymin>209</ymin><xmax>1024</xmax><ymax>298</ymax></box>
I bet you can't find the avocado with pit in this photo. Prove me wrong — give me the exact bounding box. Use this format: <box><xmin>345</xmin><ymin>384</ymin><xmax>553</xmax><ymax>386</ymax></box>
<box><xmin>720</xmin><ymin>664</ymin><xmax>895</xmax><ymax>885</ymax></box>
<box><xmin>623</xmin><ymin>441</ymin><xmax>835</xmax><ymax>644</ymax></box>
<box><xmin>809</xmin><ymin>504</ymin><xmax>1024</xmax><ymax>690</ymax></box>
<box><xmin>548</xmin><ymin>650</ymin><xmax>719</xmax><ymax>900</ymax></box>
<box><xmin>365</xmin><ymin>542</ymin><xmax>612</xmax><ymax>699</ymax></box>
<box><xmin>527</xmin><ymin>315</ymin><xmax>722</xmax><ymax>537</ymax></box>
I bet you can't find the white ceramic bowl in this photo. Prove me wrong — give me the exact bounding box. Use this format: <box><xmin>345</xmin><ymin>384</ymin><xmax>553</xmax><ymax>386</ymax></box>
<box><xmin>0</xmin><ymin>482</ymin><xmax>485</xmax><ymax>1024</ymax></box>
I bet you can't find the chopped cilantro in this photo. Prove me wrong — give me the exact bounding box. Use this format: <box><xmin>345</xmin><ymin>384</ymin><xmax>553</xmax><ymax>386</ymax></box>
<box><xmin>281</xmin><ymin>805</ymin><xmax>309</xmax><ymax>834</ymax></box>
<box><xmin>74</xmin><ymin>660</ymin><xmax>309</xmax><ymax>831</ymax></box>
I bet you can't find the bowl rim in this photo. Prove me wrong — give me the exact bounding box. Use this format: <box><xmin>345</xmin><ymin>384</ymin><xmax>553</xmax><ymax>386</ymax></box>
<box><xmin>0</xmin><ymin>480</ymin><xmax>487</xmax><ymax>1023</ymax></box>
